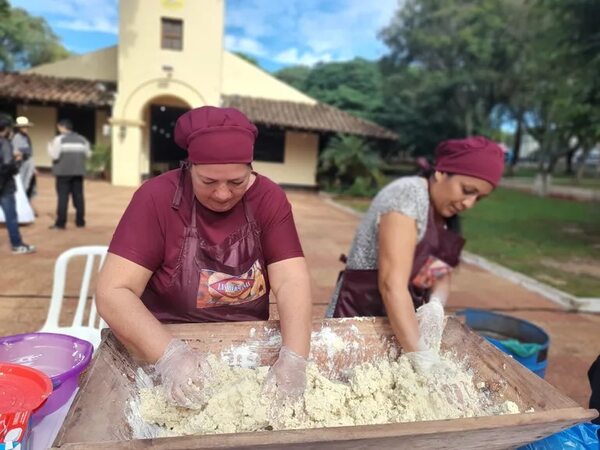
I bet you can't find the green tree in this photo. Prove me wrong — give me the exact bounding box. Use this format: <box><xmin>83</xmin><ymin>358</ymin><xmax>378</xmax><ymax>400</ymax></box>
<box><xmin>379</xmin><ymin>0</ymin><xmax>534</xmax><ymax>157</ymax></box>
<box><xmin>0</xmin><ymin>4</ymin><xmax>69</xmax><ymax>70</ymax></box>
<box><xmin>521</xmin><ymin>0</ymin><xmax>600</xmax><ymax>191</ymax></box>
<box><xmin>275</xmin><ymin>59</ymin><xmax>386</xmax><ymax>124</ymax></box>
<box><xmin>304</xmin><ymin>58</ymin><xmax>385</xmax><ymax>123</ymax></box>
<box><xmin>318</xmin><ymin>135</ymin><xmax>386</xmax><ymax>196</ymax></box>
<box><xmin>274</xmin><ymin>65</ymin><xmax>311</xmax><ymax>92</ymax></box>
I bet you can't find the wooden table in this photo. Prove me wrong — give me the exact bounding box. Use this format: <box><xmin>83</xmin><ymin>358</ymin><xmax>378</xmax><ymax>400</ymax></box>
<box><xmin>52</xmin><ymin>317</ymin><xmax>597</xmax><ymax>449</ymax></box>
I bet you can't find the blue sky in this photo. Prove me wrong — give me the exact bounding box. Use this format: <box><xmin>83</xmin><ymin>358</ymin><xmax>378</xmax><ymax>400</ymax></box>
<box><xmin>10</xmin><ymin>0</ymin><xmax>400</xmax><ymax>72</ymax></box>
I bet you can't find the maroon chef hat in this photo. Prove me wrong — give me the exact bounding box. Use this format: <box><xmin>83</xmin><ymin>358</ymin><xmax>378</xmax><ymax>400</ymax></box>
<box><xmin>174</xmin><ymin>106</ymin><xmax>258</xmax><ymax>164</ymax></box>
<box><xmin>434</xmin><ymin>136</ymin><xmax>505</xmax><ymax>187</ymax></box>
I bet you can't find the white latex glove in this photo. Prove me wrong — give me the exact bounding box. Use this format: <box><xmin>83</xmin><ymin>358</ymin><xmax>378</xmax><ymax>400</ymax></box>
<box><xmin>405</xmin><ymin>348</ymin><xmax>440</xmax><ymax>375</ymax></box>
<box><xmin>406</xmin><ymin>296</ymin><xmax>446</xmax><ymax>375</ymax></box>
<box><xmin>263</xmin><ymin>346</ymin><xmax>307</xmax><ymax>401</ymax></box>
<box><xmin>154</xmin><ymin>339</ymin><xmax>210</xmax><ymax>409</ymax></box>
<box><xmin>415</xmin><ymin>295</ymin><xmax>446</xmax><ymax>353</ymax></box>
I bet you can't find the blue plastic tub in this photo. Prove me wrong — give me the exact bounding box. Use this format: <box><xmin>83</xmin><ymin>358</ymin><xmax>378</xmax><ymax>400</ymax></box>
<box><xmin>456</xmin><ymin>309</ymin><xmax>550</xmax><ymax>378</ymax></box>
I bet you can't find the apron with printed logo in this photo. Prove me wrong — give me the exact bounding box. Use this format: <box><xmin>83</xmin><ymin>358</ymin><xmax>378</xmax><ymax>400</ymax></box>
<box><xmin>141</xmin><ymin>166</ymin><xmax>270</xmax><ymax>323</ymax></box>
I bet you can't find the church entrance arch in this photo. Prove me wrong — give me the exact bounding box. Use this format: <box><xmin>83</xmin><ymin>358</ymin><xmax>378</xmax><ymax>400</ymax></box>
<box><xmin>141</xmin><ymin>95</ymin><xmax>190</xmax><ymax>177</ymax></box>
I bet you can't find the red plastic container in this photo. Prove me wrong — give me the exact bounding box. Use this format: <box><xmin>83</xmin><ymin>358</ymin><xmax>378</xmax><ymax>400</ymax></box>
<box><xmin>0</xmin><ymin>363</ymin><xmax>52</xmax><ymax>449</ymax></box>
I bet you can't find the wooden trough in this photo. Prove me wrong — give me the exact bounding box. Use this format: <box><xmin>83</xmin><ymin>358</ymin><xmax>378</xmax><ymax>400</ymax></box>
<box><xmin>52</xmin><ymin>317</ymin><xmax>597</xmax><ymax>449</ymax></box>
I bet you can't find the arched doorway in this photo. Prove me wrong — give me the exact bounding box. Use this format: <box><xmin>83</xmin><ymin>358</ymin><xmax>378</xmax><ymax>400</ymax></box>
<box><xmin>142</xmin><ymin>95</ymin><xmax>191</xmax><ymax>178</ymax></box>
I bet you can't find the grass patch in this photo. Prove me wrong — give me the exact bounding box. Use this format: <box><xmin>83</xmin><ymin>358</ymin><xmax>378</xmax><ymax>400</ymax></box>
<box><xmin>336</xmin><ymin>188</ymin><xmax>600</xmax><ymax>297</ymax></box>
<box><xmin>462</xmin><ymin>189</ymin><xmax>600</xmax><ymax>296</ymax></box>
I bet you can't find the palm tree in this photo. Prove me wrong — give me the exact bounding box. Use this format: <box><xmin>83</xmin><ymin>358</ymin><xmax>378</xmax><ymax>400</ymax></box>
<box><xmin>319</xmin><ymin>135</ymin><xmax>385</xmax><ymax>195</ymax></box>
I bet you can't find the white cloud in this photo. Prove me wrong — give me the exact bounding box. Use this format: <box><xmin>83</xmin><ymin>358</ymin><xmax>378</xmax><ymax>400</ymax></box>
<box><xmin>12</xmin><ymin>0</ymin><xmax>403</xmax><ymax>66</ymax></box>
<box><xmin>225</xmin><ymin>0</ymin><xmax>401</xmax><ymax>66</ymax></box>
<box><xmin>10</xmin><ymin>0</ymin><xmax>118</xmax><ymax>34</ymax></box>
<box><xmin>273</xmin><ymin>48</ymin><xmax>333</xmax><ymax>66</ymax></box>
<box><xmin>224</xmin><ymin>35</ymin><xmax>268</xmax><ymax>57</ymax></box>
<box><xmin>56</xmin><ymin>18</ymin><xmax>118</xmax><ymax>35</ymax></box>
<box><xmin>297</xmin><ymin>0</ymin><xmax>399</xmax><ymax>56</ymax></box>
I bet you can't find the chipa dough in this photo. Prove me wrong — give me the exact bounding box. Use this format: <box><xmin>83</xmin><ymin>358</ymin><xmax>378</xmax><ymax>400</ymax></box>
<box><xmin>138</xmin><ymin>352</ymin><xmax>519</xmax><ymax>437</ymax></box>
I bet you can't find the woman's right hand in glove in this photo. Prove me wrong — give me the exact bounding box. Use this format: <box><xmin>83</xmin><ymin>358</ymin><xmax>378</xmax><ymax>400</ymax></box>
<box><xmin>405</xmin><ymin>348</ymin><xmax>440</xmax><ymax>375</ymax></box>
<box><xmin>154</xmin><ymin>338</ymin><xmax>210</xmax><ymax>409</ymax></box>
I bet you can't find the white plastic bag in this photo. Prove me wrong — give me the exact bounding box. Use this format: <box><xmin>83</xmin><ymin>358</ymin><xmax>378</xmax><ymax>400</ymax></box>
<box><xmin>0</xmin><ymin>175</ymin><xmax>35</xmax><ymax>224</ymax></box>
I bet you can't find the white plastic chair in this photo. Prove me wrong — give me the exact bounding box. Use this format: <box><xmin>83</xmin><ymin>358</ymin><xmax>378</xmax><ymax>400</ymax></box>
<box><xmin>40</xmin><ymin>246</ymin><xmax>109</xmax><ymax>351</ymax></box>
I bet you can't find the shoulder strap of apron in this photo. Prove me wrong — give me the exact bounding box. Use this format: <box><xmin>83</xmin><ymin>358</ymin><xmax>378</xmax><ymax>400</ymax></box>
<box><xmin>242</xmin><ymin>194</ymin><xmax>254</xmax><ymax>223</ymax></box>
<box><xmin>171</xmin><ymin>160</ymin><xmax>190</xmax><ymax>211</ymax></box>
<box><xmin>242</xmin><ymin>173</ymin><xmax>258</xmax><ymax>224</ymax></box>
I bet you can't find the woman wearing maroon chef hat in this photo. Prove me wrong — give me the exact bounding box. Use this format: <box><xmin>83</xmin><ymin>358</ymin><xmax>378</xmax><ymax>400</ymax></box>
<box><xmin>97</xmin><ymin>106</ymin><xmax>312</xmax><ymax>410</ymax></box>
<box><xmin>327</xmin><ymin>136</ymin><xmax>505</xmax><ymax>374</ymax></box>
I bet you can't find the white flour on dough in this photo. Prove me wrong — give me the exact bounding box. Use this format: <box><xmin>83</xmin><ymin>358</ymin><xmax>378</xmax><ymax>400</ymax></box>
<box><xmin>138</xmin><ymin>353</ymin><xmax>519</xmax><ymax>437</ymax></box>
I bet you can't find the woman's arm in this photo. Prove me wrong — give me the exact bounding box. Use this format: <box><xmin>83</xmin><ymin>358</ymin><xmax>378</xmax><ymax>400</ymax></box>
<box><xmin>378</xmin><ymin>211</ymin><xmax>421</xmax><ymax>352</ymax></box>
<box><xmin>267</xmin><ymin>256</ymin><xmax>312</xmax><ymax>358</ymax></box>
<box><xmin>96</xmin><ymin>253</ymin><xmax>173</xmax><ymax>362</ymax></box>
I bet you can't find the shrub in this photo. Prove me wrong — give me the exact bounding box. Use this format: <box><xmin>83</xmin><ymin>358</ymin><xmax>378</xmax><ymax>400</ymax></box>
<box><xmin>318</xmin><ymin>135</ymin><xmax>386</xmax><ymax>196</ymax></box>
<box><xmin>87</xmin><ymin>143</ymin><xmax>111</xmax><ymax>180</ymax></box>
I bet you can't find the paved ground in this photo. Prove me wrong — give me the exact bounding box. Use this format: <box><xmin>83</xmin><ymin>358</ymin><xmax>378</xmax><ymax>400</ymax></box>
<box><xmin>1</xmin><ymin>174</ymin><xmax>599</xmax><ymax>408</ymax></box>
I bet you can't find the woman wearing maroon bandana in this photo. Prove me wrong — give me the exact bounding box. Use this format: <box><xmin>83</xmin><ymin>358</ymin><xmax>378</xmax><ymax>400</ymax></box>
<box><xmin>326</xmin><ymin>136</ymin><xmax>505</xmax><ymax>374</ymax></box>
<box><xmin>97</xmin><ymin>106</ymin><xmax>312</xmax><ymax>409</ymax></box>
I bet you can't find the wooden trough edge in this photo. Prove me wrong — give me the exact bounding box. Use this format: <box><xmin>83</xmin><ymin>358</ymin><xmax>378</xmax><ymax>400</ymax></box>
<box><xmin>51</xmin><ymin>407</ymin><xmax>597</xmax><ymax>449</ymax></box>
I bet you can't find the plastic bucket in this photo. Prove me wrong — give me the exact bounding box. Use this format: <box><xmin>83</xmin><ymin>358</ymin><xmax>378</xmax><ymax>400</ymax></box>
<box><xmin>0</xmin><ymin>333</ymin><xmax>93</xmax><ymax>417</ymax></box>
<box><xmin>456</xmin><ymin>309</ymin><xmax>550</xmax><ymax>378</ymax></box>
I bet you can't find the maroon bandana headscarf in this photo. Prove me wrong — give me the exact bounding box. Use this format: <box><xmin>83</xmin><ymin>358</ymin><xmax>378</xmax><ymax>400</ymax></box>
<box><xmin>434</xmin><ymin>136</ymin><xmax>505</xmax><ymax>187</ymax></box>
<box><xmin>174</xmin><ymin>106</ymin><xmax>258</xmax><ymax>164</ymax></box>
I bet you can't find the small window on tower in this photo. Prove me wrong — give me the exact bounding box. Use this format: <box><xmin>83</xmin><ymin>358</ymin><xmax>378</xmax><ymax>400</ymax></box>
<box><xmin>161</xmin><ymin>18</ymin><xmax>183</xmax><ymax>50</ymax></box>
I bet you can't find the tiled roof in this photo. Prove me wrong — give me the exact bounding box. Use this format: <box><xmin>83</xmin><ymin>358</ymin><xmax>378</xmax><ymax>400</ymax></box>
<box><xmin>0</xmin><ymin>72</ymin><xmax>115</xmax><ymax>107</ymax></box>
<box><xmin>0</xmin><ymin>73</ymin><xmax>398</xmax><ymax>139</ymax></box>
<box><xmin>222</xmin><ymin>95</ymin><xmax>398</xmax><ymax>140</ymax></box>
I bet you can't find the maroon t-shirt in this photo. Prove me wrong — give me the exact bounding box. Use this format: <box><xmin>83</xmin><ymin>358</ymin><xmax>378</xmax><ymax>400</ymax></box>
<box><xmin>108</xmin><ymin>170</ymin><xmax>304</xmax><ymax>278</ymax></box>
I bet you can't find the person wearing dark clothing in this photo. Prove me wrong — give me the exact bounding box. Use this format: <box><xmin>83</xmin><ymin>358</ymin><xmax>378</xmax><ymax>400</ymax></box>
<box><xmin>47</xmin><ymin>119</ymin><xmax>91</xmax><ymax>229</ymax></box>
<box><xmin>589</xmin><ymin>355</ymin><xmax>600</xmax><ymax>425</ymax></box>
<box><xmin>0</xmin><ymin>117</ymin><xmax>35</xmax><ymax>254</ymax></box>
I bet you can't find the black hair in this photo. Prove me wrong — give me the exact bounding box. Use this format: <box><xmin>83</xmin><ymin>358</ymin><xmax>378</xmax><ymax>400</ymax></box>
<box><xmin>0</xmin><ymin>116</ymin><xmax>12</xmax><ymax>132</ymax></box>
<box><xmin>57</xmin><ymin>118</ymin><xmax>74</xmax><ymax>131</ymax></box>
<box><xmin>415</xmin><ymin>156</ymin><xmax>435</xmax><ymax>178</ymax></box>
<box><xmin>416</xmin><ymin>160</ymin><xmax>462</xmax><ymax>234</ymax></box>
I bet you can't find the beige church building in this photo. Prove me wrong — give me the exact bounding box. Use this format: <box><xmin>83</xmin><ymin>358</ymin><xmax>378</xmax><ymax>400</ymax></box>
<box><xmin>0</xmin><ymin>0</ymin><xmax>395</xmax><ymax>187</ymax></box>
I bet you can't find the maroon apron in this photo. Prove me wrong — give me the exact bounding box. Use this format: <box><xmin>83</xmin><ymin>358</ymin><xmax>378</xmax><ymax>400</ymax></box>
<box><xmin>141</xmin><ymin>166</ymin><xmax>270</xmax><ymax>323</ymax></box>
<box><xmin>333</xmin><ymin>205</ymin><xmax>465</xmax><ymax>318</ymax></box>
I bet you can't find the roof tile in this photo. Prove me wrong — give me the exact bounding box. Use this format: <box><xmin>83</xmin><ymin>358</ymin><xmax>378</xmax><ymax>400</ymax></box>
<box><xmin>0</xmin><ymin>72</ymin><xmax>114</xmax><ymax>107</ymax></box>
<box><xmin>222</xmin><ymin>95</ymin><xmax>398</xmax><ymax>140</ymax></box>
<box><xmin>0</xmin><ymin>73</ymin><xmax>398</xmax><ymax>140</ymax></box>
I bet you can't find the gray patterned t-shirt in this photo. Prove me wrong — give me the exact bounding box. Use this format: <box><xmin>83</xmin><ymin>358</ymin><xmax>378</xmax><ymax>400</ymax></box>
<box><xmin>345</xmin><ymin>176</ymin><xmax>430</xmax><ymax>270</ymax></box>
<box><xmin>326</xmin><ymin>176</ymin><xmax>431</xmax><ymax>317</ymax></box>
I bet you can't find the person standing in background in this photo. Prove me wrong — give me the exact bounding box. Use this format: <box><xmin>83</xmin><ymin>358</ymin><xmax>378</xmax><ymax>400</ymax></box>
<box><xmin>47</xmin><ymin>119</ymin><xmax>91</xmax><ymax>230</ymax></box>
<box><xmin>12</xmin><ymin>116</ymin><xmax>38</xmax><ymax>220</ymax></box>
<box><xmin>0</xmin><ymin>117</ymin><xmax>35</xmax><ymax>254</ymax></box>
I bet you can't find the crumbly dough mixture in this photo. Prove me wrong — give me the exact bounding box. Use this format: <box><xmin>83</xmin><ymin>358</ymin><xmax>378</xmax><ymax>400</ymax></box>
<box><xmin>138</xmin><ymin>353</ymin><xmax>519</xmax><ymax>437</ymax></box>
